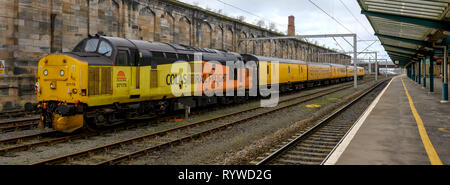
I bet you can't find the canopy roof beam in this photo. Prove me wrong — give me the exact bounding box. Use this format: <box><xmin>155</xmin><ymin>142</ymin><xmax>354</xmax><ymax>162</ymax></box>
<box><xmin>383</xmin><ymin>44</ymin><xmax>418</xmax><ymax>54</ymax></box>
<box><xmin>361</xmin><ymin>10</ymin><xmax>450</xmax><ymax>31</ymax></box>
<box><xmin>375</xmin><ymin>33</ymin><xmax>428</xmax><ymax>46</ymax></box>
<box><xmin>385</xmin><ymin>49</ymin><xmax>414</xmax><ymax>57</ymax></box>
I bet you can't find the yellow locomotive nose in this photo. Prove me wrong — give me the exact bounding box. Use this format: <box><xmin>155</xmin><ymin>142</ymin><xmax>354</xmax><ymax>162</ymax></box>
<box><xmin>37</xmin><ymin>54</ymin><xmax>88</xmax><ymax>133</ymax></box>
<box><xmin>37</xmin><ymin>54</ymin><xmax>88</xmax><ymax>104</ymax></box>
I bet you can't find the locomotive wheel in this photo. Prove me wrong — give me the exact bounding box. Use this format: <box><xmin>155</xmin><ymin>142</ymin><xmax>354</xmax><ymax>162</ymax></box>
<box><xmin>83</xmin><ymin>116</ymin><xmax>98</xmax><ymax>132</ymax></box>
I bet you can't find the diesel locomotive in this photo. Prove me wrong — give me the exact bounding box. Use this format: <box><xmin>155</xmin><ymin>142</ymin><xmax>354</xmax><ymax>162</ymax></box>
<box><xmin>35</xmin><ymin>35</ymin><xmax>364</xmax><ymax>133</ymax></box>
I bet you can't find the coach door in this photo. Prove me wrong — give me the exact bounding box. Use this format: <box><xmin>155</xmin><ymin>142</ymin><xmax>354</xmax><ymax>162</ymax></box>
<box><xmin>117</xmin><ymin>48</ymin><xmax>140</xmax><ymax>99</ymax></box>
<box><xmin>129</xmin><ymin>49</ymin><xmax>141</xmax><ymax>99</ymax></box>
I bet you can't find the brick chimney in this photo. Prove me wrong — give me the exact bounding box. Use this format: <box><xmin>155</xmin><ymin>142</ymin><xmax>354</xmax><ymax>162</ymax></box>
<box><xmin>288</xmin><ymin>15</ymin><xmax>295</xmax><ymax>36</ymax></box>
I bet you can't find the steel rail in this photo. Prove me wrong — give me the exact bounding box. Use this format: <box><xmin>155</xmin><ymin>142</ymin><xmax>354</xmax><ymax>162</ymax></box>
<box><xmin>0</xmin><ymin>109</ymin><xmax>38</xmax><ymax>119</ymax></box>
<box><xmin>256</xmin><ymin>78</ymin><xmax>389</xmax><ymax>165</ymax></box>
<box><xmin>0</xmin><ymin>117</ymin><xmax>40</xmax><ymax>133</ymax></box>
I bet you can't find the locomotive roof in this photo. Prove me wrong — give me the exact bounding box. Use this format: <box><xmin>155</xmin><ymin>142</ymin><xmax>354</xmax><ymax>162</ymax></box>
<box><xmin>307</xmin><ymin>63</ymin><xmax>331</xmax><ymax>67</ymax></box>
<box><xmin>69</xmin><ymin>36</ymin><xmax>241</xmax><ymax>65</ymax></box>
<box><xmin>242</xmin><ymin>54</ymin><xmax>307</xmax><ymax>64</ymax></box>
<box><xmin>346</xmin><ymin>65</ymin><xmax>364</xmax><ymax>68</ymax></box>
<box><xmin>102</xmin><ymin>36</ymin><xmax>240</xmax><ymax>62</ymax></box>
<box><xmin>330</xmin><ymin>63</ymin><xmax>346</xmax><ymax>67</ymax></box>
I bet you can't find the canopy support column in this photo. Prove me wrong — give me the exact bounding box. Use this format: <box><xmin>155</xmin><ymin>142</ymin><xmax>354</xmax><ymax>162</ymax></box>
<box><xmin>430</xmin><ymin>55</ymin><xmax>435</xmax><ymax>93</ymax></box>
<box><xmin>441</xmin><ymin>46</ymin><xmax>448</xmax><ymax>103</ymax></box>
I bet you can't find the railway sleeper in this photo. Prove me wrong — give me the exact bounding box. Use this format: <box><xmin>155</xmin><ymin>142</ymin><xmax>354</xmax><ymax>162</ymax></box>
<box><xmin>286</xmin><ymin>150</ymin><xmax>329</xmax><ymax>157</ymax></box>
<box><xmin>313</xmin><ymin>130</ymin><xmax>344</xmax><ymax>135</ymax></box>
<box><xmin>301</xmin><ymin>139</ymin><xmax>338</xmax><ymax>146</ymax></box>
<box><xmin>296</xmin><ymin>143</ymin><xmax>335</xmax><ymax>150</ymax></box>
<box><xmin>307</xmin><ymin>134</ymin><xmax>342</xmax><ymax>140</ymax></box>
<box><xmin>304</xmin><ymin>136</ymin><xmax>340</xmax><ymax>142</ymax></box>
<box><xmin>281</xmin><ymin>154</ymin><xmax>324</xmax><ymax>162</ymax></box>
<box><xmin>276</xmin><ymin>158</ymin><xmax>320</xmax><ymax>165</ymax></box>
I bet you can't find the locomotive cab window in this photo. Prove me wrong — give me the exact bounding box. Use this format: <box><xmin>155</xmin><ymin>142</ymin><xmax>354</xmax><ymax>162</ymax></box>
<box><xmin>116</xmin><ymin>49</ymin><xmax>139</xmax><ymax>66</ymax></box>
<box><xmin>85</xmin><ymin>39</ymin><xmax>99</xmax><ymax>52</ymax></box>
<box><xmin>117</xmin><ymin>50</ymin><xmax>129</xmax><ymax>66</ymax></box>
<box><xmin>73</xmin><ymin>41</ymin><xmax>85</xmax><ymax>52</ymax></box>
<box><xmin>98</xmin><ymin>41</ymin><xmax>112</xmax><ymax>57</ymax></box>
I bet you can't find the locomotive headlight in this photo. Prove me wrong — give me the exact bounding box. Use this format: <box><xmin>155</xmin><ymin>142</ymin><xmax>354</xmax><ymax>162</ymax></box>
<box><xmin>50</xmin><ymin>82</ymin><xmax>55</xmax><ymax>89</ymax></box>
<box><xmin>60</xmin><ymin>70</ymin><xmax>65</xmax><ymax>76</ymax></box>
<box><xmin>43</xmin><ymin>69</ymin><xmax>48</xmax><ymax>76</ymax></box>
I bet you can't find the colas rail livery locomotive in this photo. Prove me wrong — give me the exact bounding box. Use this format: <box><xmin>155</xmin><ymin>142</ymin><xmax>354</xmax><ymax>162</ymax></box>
<box><xmin>35</xmin><ymin>35</ymin><xmax>364</xmax><ymax>133</ymax></box>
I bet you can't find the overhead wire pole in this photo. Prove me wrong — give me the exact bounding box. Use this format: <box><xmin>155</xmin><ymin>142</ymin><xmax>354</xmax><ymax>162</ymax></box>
<box><xmin>240</xmin><ymin>33</ymin><xmax>359</xmax><ymax>89</ymax></box>
<box><xmin>353</xmin><ymin>37</ymin><xmax>357</xmax><ymax>89</ymax></box>
<box><xmin>376</xmin><ymin>55</ymin><xmax>379</xmax><ymax>80</ymax></box>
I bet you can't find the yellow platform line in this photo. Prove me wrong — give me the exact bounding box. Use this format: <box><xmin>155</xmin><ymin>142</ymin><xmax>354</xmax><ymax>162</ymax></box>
<box><xmin>401</xmin><ymin>78</ymin><xmax>443</xmax><ymax>165</ymax></box>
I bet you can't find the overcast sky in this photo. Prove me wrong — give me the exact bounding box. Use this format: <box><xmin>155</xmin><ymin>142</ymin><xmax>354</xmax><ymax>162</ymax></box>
<box><xmin>179</xmin><ymin>0</ymin><xmax>391</xmax><ymax>63</ymax></box>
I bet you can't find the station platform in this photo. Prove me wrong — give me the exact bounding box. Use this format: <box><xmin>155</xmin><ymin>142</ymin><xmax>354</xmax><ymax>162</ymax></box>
<box><xmin>325</xmin><ymin>75</ymin><xmax>450</xmax><ymax>165</ymax></box>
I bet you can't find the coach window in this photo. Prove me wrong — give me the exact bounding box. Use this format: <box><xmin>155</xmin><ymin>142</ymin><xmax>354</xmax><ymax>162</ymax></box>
<box><xmin>288</xmin><ymin>66</ymin><xmax>290</xmax><ymax>73</ymax></box>
<box><xmin>117</xmin><ymin>50</ymin><xmax>129</xmax><ymax>66</ymax></box>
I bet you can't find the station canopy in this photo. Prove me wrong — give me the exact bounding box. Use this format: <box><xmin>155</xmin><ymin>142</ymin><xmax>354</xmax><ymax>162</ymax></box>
<box><xmin>357</xmin><ymin>0</ymin><xmax>450</xmax><ymax>67</ymax></box>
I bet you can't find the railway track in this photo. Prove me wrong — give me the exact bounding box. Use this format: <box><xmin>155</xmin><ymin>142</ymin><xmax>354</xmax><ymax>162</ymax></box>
<box><xmin>0</xmin><ymin>79</ymin><xmax>370</xmax><ymax>157</ymax></box>
<box><xmin>0</xmin><ymin>117</ymin><xmax>40</xmax><ymax>133</ymax></box>
<box><xmin>0</xmin><ymin>79</ymin><xmax>371</xmax><ymax>135</ymax></box>
<box><xmin>30</xmin><ymin>79</ymin><xmax>375</xmax><ymax>165</ymax></box>
<box><xmin>0</xmin><ymin>109</ymin><xmax>37</xmax><ymax>119</ymax></box>
<box><xmin>0</xmin><ymin>116</ymin><xmax>180</xmax><ymax>156</ymax></box>
<box><xmin>255</xmin><ymin>78</ymin><xmax>389</xmax><ymax>165</ymax></box>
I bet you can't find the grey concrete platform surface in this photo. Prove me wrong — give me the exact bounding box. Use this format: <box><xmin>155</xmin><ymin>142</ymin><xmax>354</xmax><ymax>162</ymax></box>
<box><xmin>335</xmin><ymin>75</ymin><xmax>450</xmax><ymax>165</ymax></box>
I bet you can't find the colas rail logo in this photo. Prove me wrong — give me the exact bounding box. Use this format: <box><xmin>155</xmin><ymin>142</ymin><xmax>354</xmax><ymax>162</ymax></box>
<box><xmin>117</xmin><ymin>71</ymin><xmax>127</xmax><ymax>82</ymax></box>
